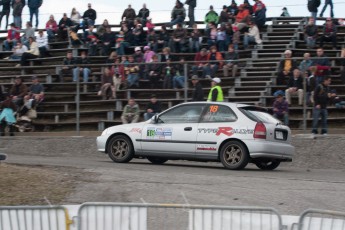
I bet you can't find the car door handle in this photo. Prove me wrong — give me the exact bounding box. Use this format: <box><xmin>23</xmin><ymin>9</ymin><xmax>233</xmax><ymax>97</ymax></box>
<box><xmin>184</xmin><ymin>127</ymin><xmax>192</xmax><ymax>131</ymax></box>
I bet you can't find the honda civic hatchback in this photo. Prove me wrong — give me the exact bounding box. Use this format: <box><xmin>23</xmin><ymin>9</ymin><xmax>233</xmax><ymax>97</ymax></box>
<box><xmin>96</xmin><ymin>102</ymin><xmax>295</xmax><ymax>170</ymax></box>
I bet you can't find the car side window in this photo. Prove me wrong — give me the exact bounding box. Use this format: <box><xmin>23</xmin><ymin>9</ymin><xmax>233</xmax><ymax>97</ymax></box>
<box><xmin>201</xmin><ymin>105</ymin><xmax>237</xmax><ymax>123</ymax></box>
<box><xmin>158</xmin><ymin>105</ymin><xmax>204</xmax><ymax>123</ymax></box>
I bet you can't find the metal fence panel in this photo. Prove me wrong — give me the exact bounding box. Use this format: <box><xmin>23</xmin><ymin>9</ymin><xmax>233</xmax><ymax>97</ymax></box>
<box><xmin>0</xmin><ymin>206</ymin><xmax>70</xmax><ymax>230</ymax></box>
<box><xmin>297</xmin><ymin>209</ymin><xmax>345</xmax><ymax>230</ymax></box>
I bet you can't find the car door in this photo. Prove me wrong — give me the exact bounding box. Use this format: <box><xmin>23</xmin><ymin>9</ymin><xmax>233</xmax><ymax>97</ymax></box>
<box><xmin>140</xmin><ymin>104</ymin><xmax>205</xmax><ymax>156</ymax></box>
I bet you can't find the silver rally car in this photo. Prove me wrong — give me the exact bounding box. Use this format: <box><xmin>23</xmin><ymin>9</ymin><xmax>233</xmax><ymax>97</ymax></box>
<box><xmin>97</xmin><ymin>102</ymin><xmax>295</xmax><ymax>170</ymax></box>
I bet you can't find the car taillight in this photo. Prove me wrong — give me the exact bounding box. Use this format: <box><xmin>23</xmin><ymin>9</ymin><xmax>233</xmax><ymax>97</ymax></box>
<box><xmin>254</xmin><ymin>122</ymin><xmax>266</xmax><ymax>139</ymax></box>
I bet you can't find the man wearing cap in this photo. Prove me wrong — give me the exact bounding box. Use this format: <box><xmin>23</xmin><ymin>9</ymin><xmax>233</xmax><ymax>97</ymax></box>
<box><xmin>144</xmin><ymin>95</ymin><xmax>162</xmax><ymax>121</ymax></box>
<box><xmin>320</xmin><ymin>17</ymin><xmax>337</xmax><ymax>49</ymax></box>
<box><xmin>272</xmin><ymin>90</ymin><xmax>289</xmax><ymax>126</ymax></box>
<box><xmin>207</xmin><ymin>77</ymin><xmax>223</xmax><ymax>102</ymax></box>
<box><xmin>191</xmin><ymin>75</ymin><xmax>204</xmax><ymax>101</ymax></box>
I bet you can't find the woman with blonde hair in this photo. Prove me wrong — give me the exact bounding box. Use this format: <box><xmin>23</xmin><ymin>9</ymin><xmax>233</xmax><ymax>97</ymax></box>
<box><xmin>70</xmin><ymin>7</ymin><xmax>81</xmax><ymax>28</ymax></box>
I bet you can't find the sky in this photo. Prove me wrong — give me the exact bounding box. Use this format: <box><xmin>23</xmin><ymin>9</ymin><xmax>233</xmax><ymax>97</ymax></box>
<box><xmin>2</xmin><ymin>0</ymin><xmax>344</xmax><ymax>29</ymax></box>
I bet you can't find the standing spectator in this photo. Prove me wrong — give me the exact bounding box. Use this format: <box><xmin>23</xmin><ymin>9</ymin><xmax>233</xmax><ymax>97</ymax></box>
<box><xmin>312</xmin><ymin>48</ymin><xmax>331</xmax><ymax>84</ymax></box>
<box><xmin>84</xmin><ymin>25</ymin><xmax>99</xmax><ymax>56</ymax></box>
<box><xmin>243</xmin><ymin>0</ymin><xmax>254</xmax><ymax>15</ymax></box>
<box><xmin>207</xmin><ymin>46</ymin><xmax>224</xmax><ymax>77</ymax></box>
<box><xmin>304</xmin><ymin>17</ymin><xmax>318</xmax><ymax>49</ymax></box>
<box><xmin>277</xmin><ymin>50</ymin><xmax>298</xmax><ymax>85</ymax></box>
<box><xmin>0</xmin><ymin>0</ymin><xmax>11</xmax><ymax>30</ymax></box>
<box><xmin>171</xmin><ymin>23</ymin><xmax>187</xmax><ymax>53</ymax></box>
<box><xmin>234</xmin><ymin>4</ymin><xmax>250</xmax><ymax>30</ymax></box>
<box><xmin>157</xmin><ymin>26</ymin><xmax>170</xmax><ymax>51</ymax></box>
<box><xmin>45</xmin><ymin>15</ymin><xmax>58</xmax><ymax>42</ymax></box>
<box><xmin>207</xmin><ymin>77</ymin><xmax>224</xmax><ymax>102</ymax></box>
<box><xmin>57</xmin><ymin>13</ymin><xmax>73</xmax><ymax>41</ymax></box>
<box><xmin>191</xmin><ymin>75</ymin><xmax>204</xmax><ymax>101</ymax></box>
<box><xmin>144</xmin><ymin>95</ymin><xmax>162</xmax><ymax>121</ymax></box>
<box><xmin>172</xmin><ymin>57</ymin><xmax>186</xmax><ymax>89</ymax></box>
<box><xmin>18</xmin><ymin>36</ymin><xmax>39</xmax><ymax>67</ymax></box>
<box><xmin>312</xmin><ymin>76</ymin><xmax>331</xmax><ymax>135</ymax></box>
<box><xmin>223</xmin><ymin>44</ymin><xmax>239</xmax><ymax>78</ymax></box>
<box><xmin>59</xmin><ymin>51</ymin><xmax>77</xmax><ymax>82</ymax></box>
<box><xmin>188</xmin><ymin>23</ymin><xmax>201</xmax><ymax>53</ymax></box>
<box><xmin>272</xmin><ymin>90</ymin><xmax>289</xmax><ymax>126</ymax></box>
<box><xmin>28</xmin><ymin>76</ymin><xmax>44</xmax><ymax>103</ymax></box>
<box><xmin>36</xmin><ymin>30</ymin><xmax>50</xmax><ymax>58</ymax></box>
<box><xmin>28</xmin><ymin>0</ymin><xmax>42</xmax><ymax>28</ymax></box>
<box><xmin>185</xmin><ymin>0</ymin><xmax>196</xmax><ymax>28</ymax></box>
<box><xmin>320</xmin><ymin>0</ymin><xmax>333</xmax><ymax>18</ymax></box>
<box><xmin>228</xmin><ymin>0</ymin><xmax>239</xmax><ymax>22</ymax></box>
<box><xmin>307</xmin><ymin>0</ymin><xmax>321</xmax><ymax>23</ymax></box>
<box><xmin>253</xmin><ymin>0</ymin><xmax>266</xmax><ymax>29</ymax></box>
<box><xmin>70</xmin><ymin>7</ymin><xmax>81</xmax><ymax>29</ymax></box>
<box><xmin>21</xmin><ymin>21</ymin><xmax>35</xmax><ymax>48</ymax></box>
<box><xmin>125</xmin><ymin>55</ymin><xmax>140</xmax><ymax>88</ymax></box>
<box><xmin>100</xmin><ymin>26</ymin><xmax>116</xmax><ymax>56</ymax></box>
<box><xmin>219</xmin><ymin>5</ymin><xmax>231</xmax><ymax>26</ymax></box>
<box><xmin>8</xmin><ymin>41</ymin><xmax>27</xmax><ymax>60</ymax></box>
<box><xmin>74</xmin><ymin>51</ymin><xmax>91</xmax><ymax>82</ymax></box>
<box><xmin>243</xmin><ymin>21</ymin><xmax>262</xmax><ymax>49</ymax></box>
<box><xmin>82</xmin><ymin>3</ymin><xmax>97</xmax><ymax>32</ymax></box>
<box><xmin>147</xmin><ymin>55</ymin><xmax>162</xmax><ymax>89</ymax></box>
<box><xmin>137</xmin><ymin>3</ymin><xmax>150</xmax><ymax>26</ymax></box>
<box><xmin>0</xmin><ymin>93</ymin><xmax>16</xmax><ymax>136</ymax></box>
<box><xmin>121</xmin><ymin>4</ymin><xmax>136</xmax><ymax>29</ymax></box>
<box><xmin>320</xmin><ymin>17</ymin><xmax>337</xmax><ymax>49</ymax></box>
<box><xmin>204</xmin><ymin>5</ymin><xmax>219</xmax><ymax>28</ymax></box>
<box><xmin>167</xmin><ymin>0</ymin><xmax>186</xmax><ymax>28</ymax></box>
<box><xmin>121</xmin><ymin>98</ymin><xmax>140</xmax><ymax>124</ymax></box>
<box><xmin>3</xmin><ymin>23</ymin><xmax>20</xmax><ymax>51</ymax></box>
<box><xmin>12</xmin><ymin>0</ymin><xmax>24</xmax><ymax>28</ymax></box>
<box><xmin>285</xmin><ymin>69</ymin><xmax>304</xmax><ymax>106</ymax></box>
<box><xmin>10</xmin><ymin>76</ymin><xmax>28</xmax><ymax>108</ymax></box>
<box><xmin>192</xmin><ymin>48</ymin><xmax>210</xmax><ymax>78</ymax></box>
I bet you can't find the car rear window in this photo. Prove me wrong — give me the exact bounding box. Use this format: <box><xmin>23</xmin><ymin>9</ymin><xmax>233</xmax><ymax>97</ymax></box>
<box><xmin>239</xmin><ymin>106</ymin><xmax>280</xmax><ymax>124</ymax></box>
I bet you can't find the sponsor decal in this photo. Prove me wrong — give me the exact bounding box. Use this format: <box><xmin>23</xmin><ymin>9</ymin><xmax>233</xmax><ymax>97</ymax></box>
<box><xmin>197</xmin><ymin>145</ymin><xmax>217</xmax><ymax>151</ymax></box>
<box><xmin>147</xmin><ymin>127</ymin><xmax>173</xmax><ymax>140</ymax></box>
<box><xmin>129</xmin><ymin>128</ymin><xmax>142</xmax><ymax>134</ymax></box>
<box><xmin>198</xmin><ymin>127</ymin><xmax>254</xmax><ymax>136</ymax></box>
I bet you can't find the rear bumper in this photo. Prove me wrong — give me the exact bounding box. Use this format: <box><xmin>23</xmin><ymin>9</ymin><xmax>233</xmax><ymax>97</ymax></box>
<box><xmin>245</xmin><ymin>140</ymin><xmax>295</xmax><ymax>160</ymax></box>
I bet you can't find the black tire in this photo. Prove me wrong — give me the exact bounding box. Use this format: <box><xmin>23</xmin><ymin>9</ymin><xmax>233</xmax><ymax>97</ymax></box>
<box><xmin>147</xmin><ymin>157</ymin><xmax>168</xmax><ymax>165</ymax></box>
<box><xmin>254</xmin><ymin>160</ymin><xmax>281</xmax><ymax>170</ymax></box>
<box><xmin>107</xmin><ymin>135</ymin><xmax>134</xmax><ymax>163</ymax></box>
<box><xmin>220</xmin><ymin>141</ymin><xmax>249</xmax><ymax>170</ymax></box>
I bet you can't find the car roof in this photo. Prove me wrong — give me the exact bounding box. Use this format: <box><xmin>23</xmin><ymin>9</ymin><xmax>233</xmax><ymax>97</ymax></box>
<box><xmin>179</xmin><ymin>101</ymin><xmax>256</xmax><ymax>108</ymax></box>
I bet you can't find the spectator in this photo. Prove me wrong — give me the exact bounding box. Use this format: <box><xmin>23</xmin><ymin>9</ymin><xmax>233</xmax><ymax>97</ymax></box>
<box><xmin>96</xmin><ymin>19</ymin><xmax>109</xmax><ymax>37</ymax></box>
<box><xmin>172</xmin><ymin>57</ymin><xmax>186</xmax><ymax>89</ymax></box>
<box><xmin>277</xmin><ymin>50</ymin><xmax>298</xmax><ymax>85</ymax></box>
<box><xmin>121</xmin><ymin>4</ymin><xmax>136</xmax><ymax>29</ymax></box>
<box><xmin>207</xmin><ymin>77</ymin><xmax>224</xmax><ymax>102</ymax></box>
<box><xmin>28</xmin><ymin>0</ymin><xmax>42</xmax><ymax>28</ymax></box>
<box><xmin>18</xmin><ymin>36</ymin><xmax>39</xmax><ymax>67</ymax></box>
<box><xmin>234</xmin><ymin>4</ymin><xmax>250</xmax><ymax>30</ymax></box>
<box><xmin>281</xmin><ymin>7</ymin><xmax>290</xmax><ymax>17</ymax></box>
<box><xmin>0</xmin><ymin>93</ymin><xmax>16</xmax><ymax>136</ymax></box>
<box><xmin>81</xmin><ymin>3</ymin><xmax>97</xmax><ymax>33</ymax></box>
<box><xmin>144</xmin><ymin>95</ymin><xmax>162</xmax><ymax>120</ymax></box>
<box><xmin>10</xmin><ymin>76</ymin><xmax>28</xmax><ymax>108</ymax></box>
<box><xmin>188</xmin><ymin>23</ymin><xmax>201</xmax><ymax>53</ymax></box>
<box><xmin>99</xmin><ymin>67</ymin><xmax>115</xmax><ymax>100</ymax></box>
<box><xmin>70</xmin><ymin>7</ymin><xmax>81</xmax><ymax>28</ymax></box>
<box><xmin>112</xmin><ymin>58</ymin><xmax>123</xmax><ymax>92</ymax></box>
<box><xmin>132</xmin><ymin>22</ymin><xmax>144</xmax><ymax>46</ymax></box>
<box><xmin>57</xmin><ymin>13</ymin><xmax>73</xmax><ymax>41</ymax></box>
<box><xmin>329</xmin><ymin>90</ymin><xmax>345</xmax><ymax>109</ymax></box>
<box><xmin>12</xmin><ymin>0</ymin><xmax>24</xmax><ymax>28</ymax></box>
<box><xmin>228</xmin><ymin>0</ymin><xmax>239</xmax><ymax>22</ymax></box>
<box><xmin>147</xmin><ymin>55</ymin><xmax>162</xmax><ymax>89</ymax></box>
<box><xmin>192</xmin><ymin>48</ymin><xmax>210</xmax><ymax>78</ymax></box>
<box><xmin>312</xmin><ymin>76</ymin><xmax>331</xmax><ymax>135</ymax></box>
<box><xmin>8</xmin><ymin>41</ymin><xmax>27</xmax><ymax>60</ymax></box>
<box><xmin>137</xmin><ymin>3</ymin><xmax>150</xmax><ymax>26</ymax></box>
<box><xmin>216</xmin><ymin>26</ymin><xmax>227</xmax><ymax>52</ymax></box>
<box><xmin>59</xmin><ymin>51</ymin><xmax>77</xmax><ymax>82</ymax></box>
<box><xmin>223</xmin><ymin>44</ymin><xmax>239</xmax><ymax>78</ymax></box>
<box><xmin>243</xmin><ymin>21</ymin><xmax>262</xmax><ymax>49</ymax></box>
<box><xmin>206</xmin><ymin>21</ymin><xmax>218</xmax><ymax>47</ymax></box>
<box><xmin>121</xmin><ymin>98</ymin><xmax>140</xmax><ymax>124</ymax></box>
<box><xmin>125</xmin><ymin>55</ymin><xmax>140</xmax><ymax>88</ymax></box>
<box><xmin>45</xmin><ymin>15</ymin><xmax>58</xmax><ymax>42</ymax></box>
<box><xmin>147</xmin><ymin>29</ymin><xmax>158</xmax><ymax>52</ymax></box>
<box><xmin>205</xmin><ymin>5</ymin><xmax>219</xmax><ymax>28</ymax></box>
<box><xmin>320</xmin><ymin>0</ymin><xmax>333</xmax><ymax>18</ymax></box>
<box><xmin>84</xmin><ymin>25</ymin><xmax>99</xmax><ymax>56</ymax></box>
<box><xmin>272</xmin><ymin>90</ymin><xmax>289</xmax><ymax>126</ymax></box>
<box><xmin>312</xmin><ymin>48</ymin><xmax>331</xmax><ymax>84</ymax></box>
<box><xmin>253</xmin><ymin>0</ymin><xmax>266</xmax><ymax>13</ymax></box>
<box><xmin>185</xmin><ymin>0</ymin><xmax>196</xmax><ymax>28</ymax></box>
<box><xmin>299</xmin><ymin>53</ymin><xmax>313</xmax><ymax>74</ymax></box>
<box><xmin>100</xmin><ymin>26</ymin><xmax>116</xmax><ymax>56</ymax></box>
<box><xmin>145</xmin><ymin>17</ymin><xmax>155</xmax><ymax>31</ymax></box>
<box><xmin>28</xmin><ymin>76</ymin><xmax>44</xmax><ymax>103</ymax></box>
<box><xmin>232</xmin><ymin>25</ymin><xmax>240</xmax><ymax>51</ymax></box>
<box><xmin>160</xmin><ymin>47</ymin><xmax>174</xmax><ymax>63</ymax></box>
<box><xmin>320</xmin><ymin>17</ymin><xmax>337</xmax><ymax>49</ymax></box>
<box><xmin>253</xmin><ymin>0</ymin><xmax>266</xmax><ymax>28</ymax></box>
<box><xmin>3</xmin><ymin>23</ymin><xmax>20</xmax><ymax>51</ymax></box>
<box><xmin>143</xmin><ymin>45</ymin><xmax>155</xmax><ymax>63</ymax></box>
<box><xmin>162</xmin><ymin>58</ymin><xmax>173</xmax><ymax>89</ymax></box>
<box><xmin>304</xmin><ymin>17</ymin><xmax>318</xmax><ymax>49</ymax></box>
<box><xmin>36</xmin><ymin>30</ymin><xmax>50</xmax><ymax>58</ymax></box>
<box><xmin>171</xmin><ymin>23</ymin><xmax>187</xmax><ymax>53</ymax></box>
<box><xmin>191</xmin><ymin>75</ymin><xmax>204</xmax><ymax>101</ymax></box>
<box><xmin>285</xmin><ymin>69</ymin><xmax>304</xmax><ymax>106</ymax></box>
<box><xmin>307</xmin><ymin>66</ymin><xmax>317</xmax><ymax>105</ymax></box>
<box><xmin>207</xmin><ymin>45</ymin><xmax>224</xmax><ymax>77</ymax></box>
<box><xmin>157</xmin><ymin>26</ymin><xmax>170</xmax><ymax>51</ymax></box>
<box><xmin>133</xmin><ymin>46</ymin><xmax>145</xmax><ymax>79</ymax></box>
<box><xmin>21</xmin><ymin>21</ymin><xmax>35</xmax><ymax>48</ymax></box>
<box><xmin>219</xmin><ymin>5</ymin><xmax>231</xmax><ymax>26</ymax></box>
<box><xmin>0</xmin><ymin>0</ymin><xmax>11</xmax><ymax>30</ymax></box>
<box><xmin>167</xmin><ymin>0</ymin><xmax>186</xmax><ymax>28</ymax></box>
<box><xmin>116</xmin><ymin>25</ymin><xmax>133</xmax><ymax>56</ymax></box>
<box><xmin>243</xmin><ymin>0</ymin><xmax>254</xmax><ymax>15</ymax></box>
<box><xmin>73</xmin><ymin>51</ymin><xmax>91</xmax><ymax>82</ymax></box>
<box><xmin>307</xmin><ymin>0</ymin><xmax>321</xmax><ymax>23</ymax></box>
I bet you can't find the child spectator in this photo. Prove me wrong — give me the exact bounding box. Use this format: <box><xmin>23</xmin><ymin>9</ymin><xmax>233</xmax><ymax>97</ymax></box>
<box><xmin>272</xmin><ymin>90</ymin><xmax>289</xmax><ymax>126</ymax></box>
<box><xmin>125</xmin><ymin>55</ymin><xmax>140</xmax><ymax>88</ymax></box>
<box><xmin>216</xmin><ymin>26</ymin><xmax>227</xmax><ymax>52</ymax></box>
<box><xmin>223</xmin><ymin>44</ymin><xmax>239</xmax><ymax>78</ymax></box>
<box><xmin>145</xmin><ymin>17</ymin><xmax>155</xmax><ymax>31</ymax></box>
<box><xmin>0</xmin><ymin>93</ymin><xmax>17</xmax><ymax>136</ymax></box>
<box><xmin>85</xmin><ymin>25</ymin><xmax>99</xmax><ymax>56</ymax></box>
<box><xmin>147</xmin><ymin>55</ymin><xmax>162</xmax><ymax>89</ymax></box>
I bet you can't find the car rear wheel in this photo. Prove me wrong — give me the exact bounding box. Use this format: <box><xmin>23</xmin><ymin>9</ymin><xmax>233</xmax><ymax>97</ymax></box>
<box><xmin>254</xmin><ymin>160</ymin><xmax>281</xmax><ymax>170</ymax></box>
<box><xmin>107</xmin><ymin>135</ymin><xmax>134</xmax><ymax>163</ymax></box>
<box><xmin>147</xmin><ymin>157</ymin><xmax>168</xmax><ymax>165</ymax></box>
<box><xmin>220</xmin><ymin>141</ymin><xmax>249</xmax><ymax>170</ymax></box>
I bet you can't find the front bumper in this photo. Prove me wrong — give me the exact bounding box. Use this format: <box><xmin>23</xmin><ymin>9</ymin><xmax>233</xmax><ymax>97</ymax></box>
<box><xmin>96</xmin><ymin>135</ymin><xmax>109</xmax><ymax>153</ymax></box>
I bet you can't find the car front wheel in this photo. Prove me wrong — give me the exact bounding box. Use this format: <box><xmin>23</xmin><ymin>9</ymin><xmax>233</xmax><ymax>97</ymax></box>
<box><xmin>220</xmin><ymin>141</ymin><xmax>249</xmax><ymax>170</ymax></box>
<box><xmin>107</xmin><ymin>135</ymin><xmax>134</xmax><ymax>163</ymax></box>
<box><xmin>254</xmin><ymin>160</ymin><xmax>281</xmax><ymax>170</ymax></box>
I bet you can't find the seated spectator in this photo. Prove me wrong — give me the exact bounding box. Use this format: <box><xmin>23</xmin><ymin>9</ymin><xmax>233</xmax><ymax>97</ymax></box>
<box><xmin>81</xmin><ymin>3</ymin><xmax>97</xmax><ymax>32</ymax></box>
<box><xmin>298</xmin><ymin>53</ymin><xmax>313</xmax><ymax>74</ymax></box>
<box><xmin>192</xmin><ymin>48</ymin><xmax>210</xmax><ymax>78</ymax></box>
<box><xmin>73</xmin><ymin>51</ymin><xmax>91</xmax><ymax>82</ymax></box>
<box><xmin>99</xmin><ymin>67</ymin><xmax>115</xmax><ymax>100</ymax></box>
<box><xmin>125</xmin><ymin>55</ymin><xmax>140</xmax><ymax>88</ymax></box>
<box><xmin>18</xmin><ymin>36</ymin><xmax>39</xmax><ymax>67</ymax></box>
<box><xmin>206</xmin><ymin>22</ymin><xmax>218</xmax><ymax>47</ymax></box>
<box><xmin>58</xmin><ymin>13</ymin><xmax>73</xmax><ymax>41</ymax></box>
<box><xmin>228</xmin><ymin>0</ymin><xmax>239</xmax><ymax>23</ymax></box>
<box><xmin>189</xmin><ymin>23</ymin><xmax>201</xmax><ymax>53</ymax></box>
<box><xmin>277</xmin><ymin>50</ymin><xmax>298</xmax><ymax>85</ymax></box>
<box><xmin>84</xmin><ymin>25</ymin><xmax>99</xmax><ymax>56</ymax></box>
<box><xmin>70</xmin><ymin>7</ymin><xmax>81</xmax><ymax>29</ymax></box>
<box><xmin>8</xmin><ymin>41</ymin><xmax>27</xmax><ymax>60</ymax></box>
<box><xmin>45</xmin><ymin>15</ymin><xmax>58</xmax><ymax>42</ymax></box>
<box><xmin>172</xmin><ymin>57</ymin><xmax>186</xmax><ymax>89</ymax></box>
<box><xmin>28</xmin><ymin>76</ymin><xmax>44</xmax><ymax>103</ymax></box>
<box><xmin>167</xmin><ymin>0</ymin><xmax>186</xmax><ymax>28</ymax></box>
<box><xmin>160</xmin><ymin>47</ymin><xmax>174</xmax><ymax>63</ymax></box>
<box><xmin>329</xmin><ymin>90</ymin><xmax>345</xmax><ymax>109</ymax></box>
<box><xmin>243</xmin><ymin>21</ymin><xmax>262</xmax><ymax>49</ymax></box>
<box><xmin>272</xmin><ymin>90</ymin><xmax>289</xmax><ymax>126</ymax></box>
<box><xmin>253</xmin><ymin>0</ymin><xmax>266</xmax><ymax>28</ymax></box>
<box><xmin>243</xmin><ymin>0</ymin><xmax>254</xmax><ymax>15</ymax></box>
<box><xmin>116</xmin><ymin>25</ymin><xmax>134</xmax><ymax>56</ymax></box>
<box><xmin>10</xmin><ymin>76</ymin><xmax>28</xmax><ymax>108</ymax></box>
<box><xmin>219</xmin><ymin>5</ymin><xmax>231</xmax><ymax>26</ymax></box>
<box><xmin>320</xmin><ymin>17</ymin><xmax>337</xmax><ymax>49</ymax></box>
<box><xmin>144</xmin><ymin>95</ymin><xmax>162</xmax><ymax>121</ymax></box>
<box><xmin>59</xmin><ymin>51</ymin><xmax>77</xmax><ymax>82</ymax></box>
<box><xmin>147</xmin><ymin>55</ymin><xmax>162</xmax><ymax>89</ymax></box>
<box><xmin>21</xmin><ymin>21</ymin><xmax>35</xmax><ymax>48</ymax></box>
<box><xmin>132</xmin><ymin>22</ymin><xmax>144</xmax><ymax>46</ymax></box>
<box><xmin>96</xmin><ymin>19</ymin><xmax>109</xmax><ymax>37</ymax></box>
<box><xmin>145</xmin><ymin>17</ymin><xmax>155</xmax><ymax>31</ymax></box>
<box><xmin>162</xmin><ymin>59</ymin><xmax>173</xmax><ymax>89</ymax></box>
<box><xmin>3</xmin><ymin>23</ymin><xmax>20</xmax><ymax>51</ymax></box>
<box><xmin>0</xmin><ymin>93</ymin><xmax>17</xmax><ymax>136</ymax></box>
<box><xmin>207</xmin><ymin>46</ymin><xmax>224</xmax><ymax>77</ymax></box>
<box><xmin>100</xmin><ymin>26</ymin><xmax>116</xmax><ymax>56</ymax></box>
<box><xmin>121</xmin><ymin>4</ymin><xmax>136</xmax><ymax>29</ymax></box>
<box><xmin>143</xmin><ymin>46</ymin><xmax>155</xmax><ymax>63</ymax></box>
<box><xmin>205</xmin><ymin>5</ymin><xmax>219</xmax><ymax>28</ymax></box>
<box><xmin>281</xmin><ymin>7</ymin><xmax>290</xmax><ymax>17</ymax></box>
<box><xmin>234</xmin><ymin>4</ymin><xmax>250</xmax><ymax>30</ymax></box>
<box><xmin>304</xmin><ymin>17</ymin><xmax>318</xmax><ymax>49</ymax></box>
<box><xmin>137</xmin><ymin>3</ymin><xmax>150</xmax><ymax>26</ymax></box>
<box><xmin>232</xmin><ymin>25</ymin><xmax>240</xmax><ymax>51</ymax></box>
<box><xmin>285</xmin><ymin>69</ymin><xmax>304</xmax><ymax>106</ymax></box>
<box><xmin>147</xmin><ymin>29</ymin><xmax>158</xmax><ymax>52</ymax></box>
<box><xmin>157</xmin><ymin>26</ymin><xmax>170</xmax><ymax>51</ymax></box>
<box><xmin>36</xmin><ymin>30</ymin><xmax>50</xmax><ymax>58</ymax></box>
<box><xmin>223</xmin><ymin>44</ymin><xmax>239</xmax><ymax>78</ymax></box>
<box><xmin>121</xmin><ymin>98</ymin><xmax>140</xmax><ymax>124</ymax></box>
<box><xmin>133</xmin><ymin>47</ymin><xmax>145</xmax><ymax>79</ymax></box>
<box><xmin>171</xmin><ymin>23</ymin><xmax>187</xmax><ymax>53</ymax></box>
<box><xmin>312</xmin><ymin>48</ymin><xmax>331</xmax><ymax>84</ymax></box>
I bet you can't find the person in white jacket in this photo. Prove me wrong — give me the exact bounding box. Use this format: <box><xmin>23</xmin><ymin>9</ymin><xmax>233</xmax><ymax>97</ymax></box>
<box><xmin>17</xmin><ymin>36</ymin><xmax>39</xmax><ymax>66</ymax></box>
<box><xmin>243</xmin><ymin>21</ymin><xmax>262</xmax><ymax>49</ymax></box>
<box><xmin>36</xmin><ymin>30</ymin><xmax>50</xmax><ymax>57</ymax></box>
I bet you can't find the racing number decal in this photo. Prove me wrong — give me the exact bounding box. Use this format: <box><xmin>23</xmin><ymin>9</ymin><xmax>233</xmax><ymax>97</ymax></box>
<box><xmin>209</xmin><ymin>105</ymin><xmax>219</xmax><ymax>113</ymax></box>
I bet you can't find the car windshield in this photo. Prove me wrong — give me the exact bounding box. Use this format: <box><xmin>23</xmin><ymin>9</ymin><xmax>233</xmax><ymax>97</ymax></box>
<box><xmin>239</xmin><ymin>106</ymin><xmax>281</xmax><ymax>124</ymax></box>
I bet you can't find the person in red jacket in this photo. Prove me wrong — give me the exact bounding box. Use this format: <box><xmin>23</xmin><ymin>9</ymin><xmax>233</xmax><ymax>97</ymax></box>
<box><xmin>3</xmin><ymin>23</ymin><xmax>20</xmax><ymax>51</ymax></box>
<box><xmin>235</xmin><ymin>4</ymin><xmax>250</xmax><ymax>30</ymax></box>
<box><xmin>191</xmin><ymin>48</ymin><xmax>210</xmax><ymax>78</ymax></box>
<box><xmin>45</xmin><ymin>14</ymin><xmax>58</xmax><ymax>42</ymax></box>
